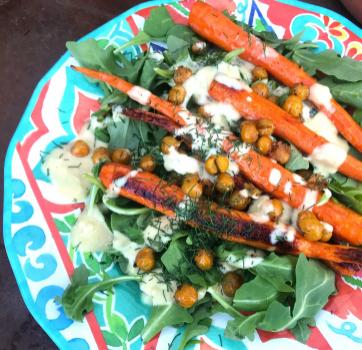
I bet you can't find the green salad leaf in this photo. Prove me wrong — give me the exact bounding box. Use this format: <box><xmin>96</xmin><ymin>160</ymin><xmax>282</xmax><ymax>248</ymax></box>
<box><xmin>141</xmin><ymin>304</ymin><xmax>193</xmax><ymax>344</ymax></box>
<box><xmin>143</xmin><ymin>5</ymin><xmax>175</xmax><ymax>37</ymax></box>
<box><xmin>328</xmin><ymin>181</ymin><xmax>362</xmax><ymax>216</ymax></box>
<box><xmin>290</xmin><ymin>318</ymin><xmax>316</xmax><ymax>344</ymax></box>
<box><xmin>293</xmin><ymin>49</ymin><xmax>362</xmax><ymax>81</ymax></box>
<box><xmin>251</xmin><ymin>253</ymin><xmax>297</xmax><ymax>292</ymax></box>
<box><xmin>54</xmin><ymin>265</ymin><xmax>141</xmax><ymax>322</ymax></box>
<box><xmin>285</xmin><ymin>144</ymin><xmax>309</xmax><ymax>172</ymax></box>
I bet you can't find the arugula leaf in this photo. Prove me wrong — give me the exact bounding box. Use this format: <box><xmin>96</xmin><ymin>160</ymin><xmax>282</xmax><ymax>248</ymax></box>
<box><xmin>66</xmin><ymin>39</ymin><xmax>126</xmax><ymax>78</ymax></box>
<box><xmin>128</xmin><ymin>50</ymin><xmax>150</xmax><ymax>85</ymax></box>
<box><xmin>168</xmin><ymin>35</ymin><xmax>191</xmax><ymax>61</ymax></box>
<box><xmin>54</xmin><ymin>265</ymin><xmax>141</xmax><ymax>322</ymax></box>
<box><xmin>94</xmin><ymin>127</ymin><xmax>110</xmax><ymax>143</ymax></box>
<box><xmin>140</xmin><ymin>57</ymin><xmax>164</xmax><ymax>90</ymax></box>
<box><xmin>113</xmin><ymin>30</ymin><xmax>155</xmax><ymax>54</ymax></box>
<box><xmin>318</xmin><ymin>76</ymin><xmax>362</xmax><ymax>110</ymax></box>
<box><xmin>352</xmin><ymin>109</ymin><xmax>362</xmax><ymax>127</ymax></box>
<box><xmin>224</xmin><ymin>312</ymin><xmax>266</xmax><ymax>342</ymax></box>
<box><xmin>167</xmin><ymin>24</ymin><xmax>197</xmax><ymax>42</ymax></box>
<box><xmin>100</xmin><ymin>89</ymin><xmax>128</xmax><ymax>109</ymax></box>
<box><xmin>328</xmin><ymin>181</ymin><xmax>362</xmax><ymax>215</ymax></box>
<box><xmin>233</xmin><ymin>276</ymin><xmax>289</xmax><ymax>312</ymax></box>
<box><xmin>144</xmin><ymin>5</ymin><xmax>175</xmax><ymax>37</ymax></box>
<box><xmin>223</xmin><ymin>48</ymin><xmax>245</xmax><ymax>63</ymax></box>
<box><xmin>251</xmin><ymin>253</ymin><xmax>297</xmax><ymax>292</ymax></box>
<box><xmin>285</xmin><ymin>144</ymin><xmax>309</xmax><ymax>172</ymax></box>
<box><xmin>293</xmin><ymin>49</ymin><xmax>362</xmax><ymax>81</ymax></box>
<box><xmin>177</xmin><ymin>301</ymin><xmax>213</xmax><ymax>350</ymax></box>
<box><xmin>290</xmin><ymin>318</ymin><xmax>316</xmax><ymax>344</ymax></box>
<box><xmin>141</xmin><ymin>304</ymin><xmax>193</xmax><ymax>344</ymax></box>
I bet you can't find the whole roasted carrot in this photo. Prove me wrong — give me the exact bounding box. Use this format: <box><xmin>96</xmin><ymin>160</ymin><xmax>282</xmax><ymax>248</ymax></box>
<box><xmin>99</xmin><ymin>162</ymin><xmax>362</xmax><ymax>267</ymax></box>
<box><xmin>323</xmin><ymin>261</ymin><xmax>360</xmax><ymax>276</ymax></box>
<box><xmin>209</xmin><ymin>81</ymin><xmax>362</xmax><ymax>183</ymax></box>
<box><xmin>188</xmin><ymin>1</ymin><xmax>362</xmax><ymax>153</ymax></box>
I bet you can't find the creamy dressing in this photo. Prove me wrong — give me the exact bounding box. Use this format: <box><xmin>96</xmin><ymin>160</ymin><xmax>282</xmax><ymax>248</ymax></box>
<box><xmin>283</xmin><ymin>180</ymin><xmax>293</xmax><ymax>195</ymax></box>
<box><xmin>321</xmin><ymin>221</ymin><xmax>333</xmax><ymax>233</ymax></box>
<box><xmin>71</xmin><ymin>203</ymin><xmax>113</xmax><ymax>253</ymax></box>
<box><xmin>218</xmin><ymin>261</ymin><xmax>238</xmax><ymax>274</ymax></box>
<box><xmin>270</xmin><ymin>226</ymin><xmax>296</xmax><ymax>244</ymax></box>
<box><xmin>42</xmin><ymin>121</ymin><xmax>108</xmax><ymax>201</ymax></box>
<box><xmin>230</xmin><ymin>56</ymin><xmax>255</xmax><ymax>83</ymax></box>
<box><xmin>226</xmin><ymin>159</ymin><xmax>240</xmax><ymax>176</ymax></box>
<box><xmin>223</xmin><ymin>248</ymin><xmax>266</xmax><ymax>269</ymax></box>
<box><xmin>248</xmin><ymin>195</ymin><xmax>275</xmax><ymax>223</ymax></box>
<box><xmin>239</xmin><ymin>189</ymin><xmax>249</xmax><ymax>198</ymax></box>
<box><xmin>292</xmin><ymin>173</ymin><xmax>307</xmax><ymax>185</ymax></box>
<box><xmin>309</xmin><ymin>83</ymin><xmax>335</xmax><ymax>113</ymax></box>
<box><xmin>143</xmin><ymin>216</ymin><xmax>176</xmax><ymax>251</ymax></box>
<box><xmin>269</xmin><ymin>85</ymin><xmax>290</xmax><ymax>97</ymax></box>
<box><xmin>203</xmin><ymin>102</ymin><xmax>241</xmax><ymax>129</ymax></box>
<box><xmin>300</xmin><ymin>189</ymin><xmax>318</xmax><ymax>210</ymax></box>
<box><xmin>301</xmin><ymin>101</ymin><xmax>311</xmax><ymax>121</ymax></box>
<box><xmin>163</xmin><ymin>147</ymin><xmax>200</xmax><ymax>175</ymax></box>
<box><xmin>214</xmin><ymin>73</ymin><xmax>252</xmax><ymax>91</ymax></box>
<box><xmin>269</xmin><ymin>168</ymin><xmax>282</xmax><ymax>186</ymax></box>
<box><xmin>127</xmin><ymin>86</ymin><xmax>151</xmax><ymax>105</ymax></box>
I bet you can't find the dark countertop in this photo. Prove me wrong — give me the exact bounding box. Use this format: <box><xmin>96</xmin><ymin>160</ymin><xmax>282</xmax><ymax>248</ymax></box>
<box><xmin>0</xmin><ymin>1</ymin><xmax>360</xmax><ymax>349</ymax></box>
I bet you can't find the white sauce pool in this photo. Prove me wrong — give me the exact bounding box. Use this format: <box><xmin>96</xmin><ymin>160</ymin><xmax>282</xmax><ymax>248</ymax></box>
<box><xmin>309</xmin><ymin>83</ymin><xmax>335</xmax><ymax>113</ymax></box>
<box><xmin>269</xmin><ymin>168</ymin><xmax>282</xmax><ymax>186</ymax></box>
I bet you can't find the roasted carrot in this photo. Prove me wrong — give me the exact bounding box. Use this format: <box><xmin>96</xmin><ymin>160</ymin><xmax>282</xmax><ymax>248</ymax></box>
<box><xmin>71</xmin><ymin>66</ymin><xmax>187</xmax><ymax>127</ymax></box>
<box><xmin>323</xmin><ymin>261</ymin><xmax>360</xmax><ymax>276</ymax></box>
<box><xmin>188</xmin><ymin>1</ymin><xmax>362</xmax><ymax>153</ymax></box>
<box><xmin>209</xmin><ymin>81</ymin><xmax>362</xmax><ymax>183</ymax></box>
<box><xmin>99</xmin><ymin>162</ymin><xmax>362</xmax><ymax>267</ymax></box>
<box><xmin>73</xmin><ymin>67</ymin><xmax>362</xmax><ymax>245</ymax></box>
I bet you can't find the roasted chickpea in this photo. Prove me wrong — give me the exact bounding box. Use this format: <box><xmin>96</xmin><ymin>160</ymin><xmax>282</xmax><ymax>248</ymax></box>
<box><xmin>216</xmin><ymin>173</ymin><xmax>235</xmax><ymax>193</ymax></box>
<box><xmin>197</xmin><ymin>105</ymin><xmax>211</xmax><ymax>118</ymax></box>
<box><xmin>268</xmin><ymin>199</ymin><xmax>284</xmax><ymax>222</ymax></box>
<box><xmin>283</xmin><ymin>95</ymin><xmax>303</xmax><ymax>118</ymax></box>
<box><xmin>290</xmin><ymin>83</ymin><xmax>310</xmax><ymax>101</ymax></box>
<box><xmin>92</xmin><ymin>147</ymin><xmax>112</xmax><ymax>164</ymax></box>
<box><xmin>241</xmin><ymin>122</ymin><xmax>258</xmax><ymax>143</ymax></box>
<box><xmin>194</xmin><ymin>249</ymin><xmax>214</xmax><ymax>270</ymax></box>
<box><xmin>216</xmin><ymin>154</ymin><xmax>229</xmax><ymax>173</ymax></box>
<box><xmin>205</xmin><ymin>156</ymin><xmax>218</xmax><ymax>175</ymax></box>
<box><xmin>182</xmin><ymin>174</ymin><xmax>203</xmax><ymax>199</ymax></box>
<box><xmin>214</xmin><ymin>192</ymin><xmax>229</xmax><ymax>206</ymax></box>
<box><xmin>252</xmin><ymin>82</ymin><xmax>269</xmax><ymax>98</ymax></box>
<box><xmin>135</xmin><ymin>247</ymin><xmax>155</xmax><ymax>271</ymax></box>
<box><xmin>268</xmin><ymin>141</ymin><xmax>291</xmax><ymax>165</ymax></box>
<box><xmin>252</xmin><ymin>66</ymin><xmax>268</xmax><ymax>81</ymax></box>
<box><xmin>174</xmin><ymin>285</ymin><xmax>198</xmax><ymax>308</ymax></box>
<box><xmin>191</xmin><ymin>40</ymin><xmax>207</xmax><ymax>55</ymax></box>
<box><xmin>168</xmin><ymin>85</ymin><xmax>187</xmax><ymax>105</ymax></box>
<box><xmin>161</xmin><ymin>136</ymin><xmax>181</xmax><ymax>154</ymax></box>
<box><xmin>202</xmin><ymin>179</ymin><xmax>214</xmax><ymax>197</ymax></box>
<box><xmin>297</xmin><ymin>211</ymin><xmax>323</xmax><ymax>241</ymax></box>
<box><xmin>257</xmin><ymin>136</ymin><xmax>273</xmax><ymax>155</ymax></box>
<box><xmin>174</xmin><ymin>66</ymin><xmax>192</xmax><ymax>85</ymax></box>
<box><xmin>256</xmin><ymin>118</ymin><xmax>275</xmax><ymax>136</ymax></box>
<box><xmin>244</xmin><ymin>182</ymin><xmax>262</xmax><ymax>199</ymax></box>
<box><xmin>229</xmin><ymin>190</ymin><xmax>251</xmax><ymax>210</ymax></box>
<box><xmin>112</xmin><ymin>148</ymin><xmax>132</xmax><ymax>165</ymax></box>
<box><xmin>266</xmin><ymin>94</ymin><xmax>280</xmax><ymax>106</ymax></box>
<box><xmin>222</xmin><ymin>272</ymin><xmax>243</xmax><ymax>298</ymax></box>
<box><xmin>296</xmin><ymin>169</ymin><xmax>313</xmax><ymax>181</ymax></box>
<box><xmin>71</xmin><ymin>140</ymin><xmax>90</xmax><ymax>158</ymax></box>
<box><xmin>140</xmin><ymin>155</ymin><xmax>156</xmax><ymax>172</ymax></box>
<box><xmin>320</xmin><ymin>227</ymin><xmax>333</xmax><ymax>242</ymax></box>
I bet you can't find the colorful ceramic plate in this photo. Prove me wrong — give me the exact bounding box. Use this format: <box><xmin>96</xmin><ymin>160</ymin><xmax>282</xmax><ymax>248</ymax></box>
<box><xmin>4</xmin><ymin>1</ymin><xmax>362</xmax><ymax>349</ymax></box>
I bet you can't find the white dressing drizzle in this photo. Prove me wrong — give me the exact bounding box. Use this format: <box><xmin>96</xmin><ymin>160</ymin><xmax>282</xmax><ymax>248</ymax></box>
<box><xmin>309</xmin><ymin>83</ymin><xmax>335</xmax><ymax>113</ymax></box>
<box><xmin>127</xmin><ymin>86</ymin><xmax>151</xmax><ymax>105</ymax></box>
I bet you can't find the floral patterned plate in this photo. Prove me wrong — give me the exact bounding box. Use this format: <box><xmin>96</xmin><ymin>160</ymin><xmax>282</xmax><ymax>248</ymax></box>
<box><xmin>4</xmin><ymin>1</ymin><xmax>362</xmax><ymax>349</ymax></box>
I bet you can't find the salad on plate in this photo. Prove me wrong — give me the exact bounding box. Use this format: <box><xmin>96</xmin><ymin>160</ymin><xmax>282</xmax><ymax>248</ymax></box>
<box><xmin>45</xmin><ymin>2</ymin><xmax>362</xmax><ymax>347</ymax></box>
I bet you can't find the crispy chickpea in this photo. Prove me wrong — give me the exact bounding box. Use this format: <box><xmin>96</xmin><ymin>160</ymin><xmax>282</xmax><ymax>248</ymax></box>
<box><xmin>71</xmin><ymin>140</ymin><xmax>90</xmax><ymax>158</ymax></box>
<box><xmin>161</xmin><ymin>136</ymin><xmax>181</xmax><ymax>154</ymax></box>
<box><xmin>252</xmin><ymin>82</ymin><xmax>269</xmax><ymax>98</ymax></box>
<box><xmin>297</xmin><ymin>211</ymin><xmax>323</xmax><ymax>241</ymax></box>
<box><xmin>229</xmin><ymin>190</ymin><xmax>251</xmax><ymax>210</ymax></box>
<box><xmin>244</xmin><ymin>182</ymin><xmax>262</xmax><ymax>199</ymax></box>
<box><xmin>283</xmin><ymin>95</ymin><xmax>303</xmax><ymax>118</ymax></box>
<box><xmin>168</xmin><ymin>85</ymin><xmax>187</xmax><ymax>105</ymax></box>
<box><xmin>252</xmin><ymin>66</ymin><xmax>268</xmax><ymax>81</ymax></box>
<box><xmin>194</xmin><ymin>249</ymin><xmax>214</xmax><ymax>270</ymax></box>
<box><xmin>241</xmin><ymin>123</ymin><xmax>258</xmax><ymax>143</ymax></box>
<box><xmin>216</xmin><ymin>173</ymin><xmax>235</xmax><ymax>193</ymax></box>
<box><xmin>268</xmin><ymin>141</ymin><xmax>291</xmax><ymax>165</ymax></box>
<box><xmin>112</xmin><ymin>148</ymin><xmax>132</xmax><ymax>165</ymax></box>
<box><xmin>205</xmin><ymin>156</ymin><xmax>218</xmax><ymax>175</ymax></box>
<box><xmin>135</xmin><ymin>247</ymin><xmax>155</xmax><ymax>271</ymax></box>
<box><xmin>268</xmin><ymin>199</ymin><xmax>284</xmax><ymax>222</ymax></box>
<box><xmin>197</xmin><ymin>105</ymin><xmax>211</xmax><ymax>118</ymax></box>
<box><xmin>266</xmin><ymin>94</ymin><xmax>280</xmax><ymax>106</ymax></box>
<box><xmin>216</xmin><ymin>154</ymin><xmax>229</xmax><ymax>173</ymax></box>
<box><xmin>92</xmin><ymin>147</ymin><xmax>112</xmax><ymax>164</ymax></box>
<box><xmin>256</xmin><ymin>118</ymin><xmax>274</xmax><ymax>136</ymax></box>
<box><xmin>215</xmin><ymin>192</ymin><xmax>229</xmax><ymax>206</ymax></box>
<box><xmin>296</xmin><ymin>169</ymin><xmax>313</xmax><ymax>181</ymax></box>
<box><xmin>174</xmin><ymin>285</ymin><xmax>198</xmax><ymax>308</ymax></box>
<box><xmin>202</xmin><ymin>179</ymin><xmax>214</xmax><ymax>197</ymax></box>
<box><xmin>320</xmin><ymin>227</ymin><xmax>333</xmax><ymax>243</ymax></box>
<box><xmin>182</xmin><ymin>174</ymin><xmax>203</xmax><ymax>199</ymax></box>
<box><xmin>257</xmin><ymin>136</ymin><xmax>273</xmax><ymax>155</ymax></box>
<box><xmin>222</xmin><ymin>272</ymin><xmax>243</xmax><ymax>298</ymax></box>
<box><xmin>174</xmin><ymin>66</ymin><xmax>192</xmax><ymax>85</ymax></box>
<box><xmin>191</xmin><ymin>40</ymin><xmax>207</xmax><ymax>55</ymax></box>
<box><xmin>290</xmin><ymin>83</ymin><xmax>310</xmax><ymax>101</ymax></box>
<box><xmin>140</xmin><ymin>155</ymin><xmax>156</xmax><ymax>172</ymax></box>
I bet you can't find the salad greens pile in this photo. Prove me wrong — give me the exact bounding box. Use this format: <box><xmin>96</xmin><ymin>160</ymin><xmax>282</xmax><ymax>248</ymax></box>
<box><xmin>56</xmin><ymin>3</ymin><xmax>362</xmax><ymax>348</ymax></box>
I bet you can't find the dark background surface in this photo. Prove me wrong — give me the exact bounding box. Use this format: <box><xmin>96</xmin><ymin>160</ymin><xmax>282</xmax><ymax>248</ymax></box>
<box><xmin>0</xmin><ymin>1</ymin><xmax>360</xmax><ymax>349</ymax></box>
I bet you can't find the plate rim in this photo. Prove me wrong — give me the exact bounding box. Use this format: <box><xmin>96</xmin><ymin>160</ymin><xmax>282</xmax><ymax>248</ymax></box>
<box><xmin>3</xmin><ymin>0</ymin><xmax>362</xmax><ymax>349</ymax></box>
